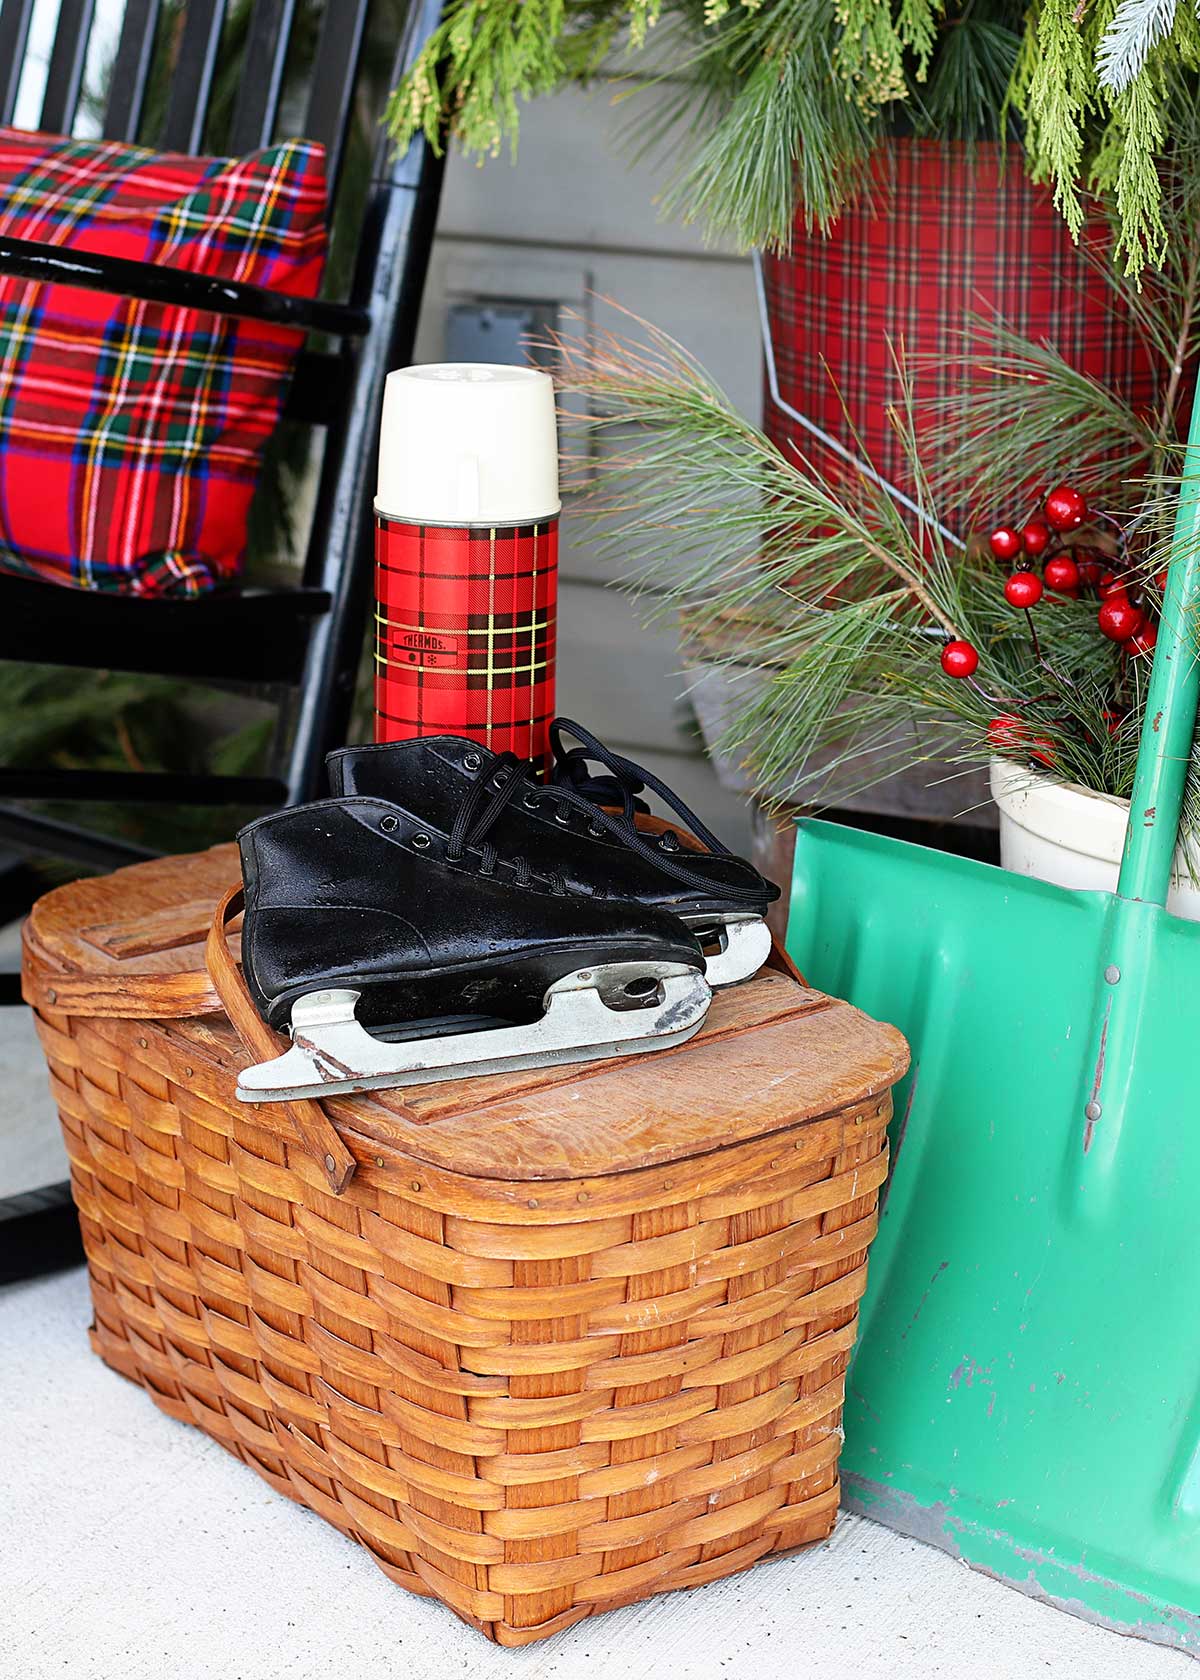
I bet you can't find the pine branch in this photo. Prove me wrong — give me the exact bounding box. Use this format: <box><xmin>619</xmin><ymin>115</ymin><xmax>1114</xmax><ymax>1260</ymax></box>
<box><xmin>552</xmin><ymin>304</ymin><xmax>1200</xmax><ymax>824</ymax></box>
<box><xmin>1096</xmin><ymin>0</ymin><xmax>1177</xmax><ymax>91</ymax></box>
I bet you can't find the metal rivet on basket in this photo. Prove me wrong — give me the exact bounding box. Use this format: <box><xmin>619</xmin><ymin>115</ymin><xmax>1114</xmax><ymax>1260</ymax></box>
<box><xmin>577</xmin><ymin>1191</ymin><xmax>589</xmax><ymax>1203</ymax></box>
<box><xmin>1105</xmin><ymin>964</ymin><xmax>1121</xmax><ymax>984</ymax></box>
<box><xmin>662</xmin><ymin>1180</ymin><xmax>672</xmax><ymax>1190</ymax></box>
<box><xmin>410</xmin><ymin>1180</ymin><xmax>421</xmax><ymax>1192</ymax></box>
<box><xmin>324</xmin><ymin>1153</ymin><xmax>336</xmax><ymax>1173</ymax></box>
<box><xmin>528</xmin><ymin>1198</ymin><xmax>538</xmax><ymax>1209</ymax></box>
<box><xmin>375</xmin><ymin>1157</ymin><xmax>385</xmax><ymax>1168</ymax></box>
<box><xmin>47</xmin><ymin>989</ymin><xmax>56</xmax><ymax>1004</ymax></box>
<box><xmin>138</xmin><ymin>1037</ymin><xmax>148</xmax><ymax>1049</ymax></box>
<box><xmin>1085</xmin><ymin>1100</ymin><xmax>1102</xmax><ymax>1122</ymax></box>
<box><xmin>184</xmin><ymin>1067</ymin><xmax>194</xmax><ymax>1078</ymax></box>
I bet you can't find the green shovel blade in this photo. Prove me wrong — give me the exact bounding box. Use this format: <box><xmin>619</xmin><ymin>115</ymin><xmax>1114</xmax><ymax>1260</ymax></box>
<box><xmin>790</xmin><ymin>818</ymin><xmax>1200</xmax><ymax>1648</ymax></box>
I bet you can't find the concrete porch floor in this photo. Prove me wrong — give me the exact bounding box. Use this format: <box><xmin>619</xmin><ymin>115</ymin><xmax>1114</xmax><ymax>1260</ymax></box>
<box><xmin>0</xmin><ymin>1263</ymin><xmax>1191</xmax><ymax>1680</ymax></box>
<box><xmin>2</xmin><ymin>916</ymin><xmax>1195</xmax><ymax>1679</ymax></box>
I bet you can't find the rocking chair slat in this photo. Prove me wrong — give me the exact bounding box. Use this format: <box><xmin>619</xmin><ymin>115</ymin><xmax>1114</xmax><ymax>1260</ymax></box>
<box><xmin>161</xmin><ymin>0</ymin><xmax>227</xmax><ymax>154</ymax></box>
<box><xmin>0</xmin><ymin>0</ymin><xmax>36</xmax><ymax>126</ymax></box>
<box><xmin>101</xmin><ymin>0</ymin><xmax>162</xmax><ymax>142</ymax></box>
<box><xmin>228</xmin><ymin>0</ymin><xmax>297</xmax><ymax>154</ymax></box>
<box><xmin>39</xmin><ymin>0</ymin><xmax>97</xmax><ymax>135</ymax></box>
<box><xmin>302</xmin><ymin>0</ymin><xmax>370</xmax><ymax>203</ymax></box>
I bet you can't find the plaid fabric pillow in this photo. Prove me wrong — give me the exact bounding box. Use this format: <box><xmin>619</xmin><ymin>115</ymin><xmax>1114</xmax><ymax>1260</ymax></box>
<box><xmin>0</xmin><ymin>131</ymin><xmax>327</xmax><ymax>596</ymax></box>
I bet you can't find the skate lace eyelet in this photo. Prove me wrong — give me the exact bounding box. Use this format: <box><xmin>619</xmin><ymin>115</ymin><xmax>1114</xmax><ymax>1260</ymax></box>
<box><xmin>412</xmin><ymin>832</ymin><xmax>431</xmax><ymax>849</ymax></box>
<box><xmin>493</xmin><ymin>769</ymin><xmax>511</xmax><ymax>787</ymax></box>
<box><xmin>463</xmin><ymin>752</ymin><xmax>482</xmax><ymax>772</ymax></box>
<box><xmin>523</xmin><ymin>793</ymin><xmax>540</xmax><ymax>810</ymax></box>
<box><xmin>554</xmin><ymin>810</ymin><xmax>571</xmax><ymax>826</ymax></box>
<box><xmin>588</xmin><ymin>821</ymin><xmax>604</xmax><ymax>838</ymax></box>
<box><xmin>379</xmin><ymin>814</ymin><xmax>398</xmax><ymax>832</ymax></box>
<box><xmin>659</xmin><ymin>832</ymin><xmax>680</xmax><ymax>851</ymax></box>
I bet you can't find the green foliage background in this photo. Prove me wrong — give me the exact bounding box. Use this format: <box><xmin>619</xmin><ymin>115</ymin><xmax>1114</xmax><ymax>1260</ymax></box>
<box><xmin>389</xmin><ymin>0</ymin><xmax>1200</xmax><ymax>281</ymax></box>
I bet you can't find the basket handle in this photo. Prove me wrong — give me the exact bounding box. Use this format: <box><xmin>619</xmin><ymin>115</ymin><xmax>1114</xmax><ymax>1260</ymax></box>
<box><xmin>206</xmin><ymin>886</ymin><xmax>356</xmax><ymax>1196</ymax></box>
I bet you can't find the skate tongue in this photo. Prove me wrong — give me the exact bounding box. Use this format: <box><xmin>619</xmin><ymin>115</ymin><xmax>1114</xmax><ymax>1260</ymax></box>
<box><xmin>235</xmin><ymin>964</ymin><xmax>712</xmax><ymax>1104</ymax></box>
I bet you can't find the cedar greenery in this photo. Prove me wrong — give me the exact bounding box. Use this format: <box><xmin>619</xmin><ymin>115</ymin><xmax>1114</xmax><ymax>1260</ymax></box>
<box><xmin>387</xmin><ymin>0</ymin><xmax>1200</xmax><ymax>279</ymax></box>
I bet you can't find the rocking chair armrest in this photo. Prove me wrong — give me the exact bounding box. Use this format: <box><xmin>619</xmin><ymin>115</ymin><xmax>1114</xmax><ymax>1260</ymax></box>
<box><xmin>0</xmin><ymin>234</ymin><xmax>369</xmax><ymax>337</ymax></box>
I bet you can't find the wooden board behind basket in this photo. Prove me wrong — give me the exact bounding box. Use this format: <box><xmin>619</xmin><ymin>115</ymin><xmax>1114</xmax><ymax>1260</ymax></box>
<box><xmin>22</xmin><ymin>844</ymin><xmax>908</xmax><ymax>1645</ymax></box>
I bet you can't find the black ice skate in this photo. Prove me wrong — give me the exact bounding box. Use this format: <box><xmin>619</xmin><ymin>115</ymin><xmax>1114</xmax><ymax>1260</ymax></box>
<box><xmin>234</xmin><ymin>798</ymin><xmax>712</xmax><ymax>1103</ymax></box>
<box><xmin>326</xmin><ymin>726</ymin><xmax>779</xmax><ymax>989</ymax></box>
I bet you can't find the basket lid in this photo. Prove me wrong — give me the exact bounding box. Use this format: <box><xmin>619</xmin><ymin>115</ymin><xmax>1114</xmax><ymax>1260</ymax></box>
<box><xmin>22</xmin><ymin>845</ymin><xmax>909</xmax><ymax>1182</ymax></box>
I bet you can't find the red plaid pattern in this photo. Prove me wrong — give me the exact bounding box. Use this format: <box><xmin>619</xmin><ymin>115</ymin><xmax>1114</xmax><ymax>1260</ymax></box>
<box><xmin>375</xmin><ymin>515</ymin><xmax>558</xmax><ymax>770</ymax></box>
<box><xmin>0</xmin><ymin>129</ymin><xmax>326</xmax><ymax>596</ymax></box>
<box><xmin>763</xmin><ymin>141</ymin><xmax>1159</xmax><ymax>500</ymax></box>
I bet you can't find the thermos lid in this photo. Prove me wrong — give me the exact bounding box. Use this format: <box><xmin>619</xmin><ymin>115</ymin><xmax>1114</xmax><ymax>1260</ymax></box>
<box><xmin>376</xmin><ymin>363</ymin><xmax>561</xmax><ymax>525</ymax></box>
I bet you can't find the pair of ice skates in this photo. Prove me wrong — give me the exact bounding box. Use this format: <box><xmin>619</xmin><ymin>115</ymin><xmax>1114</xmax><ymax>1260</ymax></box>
<box><xmin>234</xmin><ymin>719</ymin><xmax>780</xmax><ymax>1103</ymax></box>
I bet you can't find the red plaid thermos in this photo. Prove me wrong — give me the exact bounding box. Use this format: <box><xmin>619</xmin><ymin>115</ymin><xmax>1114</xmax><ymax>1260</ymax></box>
<box><xmin>374</xmin><ymin>364</ymin><xmax>559</xmax><ymax>768</ymax></box>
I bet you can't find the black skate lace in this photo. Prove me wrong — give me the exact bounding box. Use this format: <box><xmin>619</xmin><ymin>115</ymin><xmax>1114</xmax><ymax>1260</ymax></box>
<box><xmin>549</xmin><ymin>717</ymin><xmax>734</xmax><ymax>856</ymax></box>
<box><xmin>446</xmin><ymin>748</ymin><xmax>766</xmax><ymax>905</ymax></box>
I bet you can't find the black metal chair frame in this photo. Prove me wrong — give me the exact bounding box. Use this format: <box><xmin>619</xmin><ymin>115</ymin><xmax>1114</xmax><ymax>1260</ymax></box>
<box><xmin>0</xmin><ymin>0</ymin><xmax>446</xmax><ymax>869</ymax></box>
<box><xmin>0</xmin><ymin>0</ymin><xmax>447</xmax><ymax>1276</ymax></box>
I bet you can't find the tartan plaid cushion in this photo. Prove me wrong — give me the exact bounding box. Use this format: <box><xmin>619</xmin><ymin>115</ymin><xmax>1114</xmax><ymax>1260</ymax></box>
<box><xmin>0</xmin><ymin>130</ymin><xmax>327</xmax><ymax>596</ymax></box>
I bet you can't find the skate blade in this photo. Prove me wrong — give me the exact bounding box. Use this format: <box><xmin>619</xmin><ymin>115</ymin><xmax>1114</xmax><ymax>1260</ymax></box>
<box><xmin>686</xmin><ymin>914</ymin><xmax>771</xmax><ymax>988</ymax></box>
<box><xmin>236</xmin><ymin>961</ymin><xmax>712</xmax><ymax>1103</ymax></box>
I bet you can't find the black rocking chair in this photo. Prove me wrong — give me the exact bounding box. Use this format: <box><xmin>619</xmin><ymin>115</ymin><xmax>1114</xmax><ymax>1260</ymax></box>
<box><xmin>0</xmin><ymin>0</ymin><xmax>447</xmax><ymax>1277</ymax></box>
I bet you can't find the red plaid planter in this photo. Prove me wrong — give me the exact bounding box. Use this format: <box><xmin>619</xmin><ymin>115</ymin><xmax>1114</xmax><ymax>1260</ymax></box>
<box><xmin>763</xmin><ymin>141</ymin><xmax>1160</xmax><ymax>505</ymax></box>
<box><xmin>0</xmin><ymin>130</ymin><xmax>326</xmax><ymax>596</ymax></box>
<box><xmin>375</xmin><ymin>515</ymin><xmax>558</xmax><ymax>770</ymax></box>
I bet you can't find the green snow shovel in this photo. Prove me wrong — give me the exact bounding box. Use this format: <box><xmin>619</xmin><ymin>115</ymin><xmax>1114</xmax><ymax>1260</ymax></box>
<box><xmin>787</xmin><ymin>396</ymin><xmax>1200</xmax><ymax>1651</ymax></box>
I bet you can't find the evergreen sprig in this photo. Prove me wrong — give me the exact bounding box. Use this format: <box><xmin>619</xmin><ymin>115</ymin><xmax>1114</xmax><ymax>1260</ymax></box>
<box><xmin>387</xmin><ymin>0</ymin><xmax>1200</xmax><ymax>278</ymax></box>
<box><xmin>551</xmin><ymin>294</ymin><xmax>1199</xmax><ymax>823</ymax></box>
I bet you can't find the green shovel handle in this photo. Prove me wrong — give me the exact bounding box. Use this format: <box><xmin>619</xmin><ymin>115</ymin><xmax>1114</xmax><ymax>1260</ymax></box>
<box><xmin>1118</xmin><ymin>395</ymin><xmax>1200</xmax><ymax>908</ymax></box>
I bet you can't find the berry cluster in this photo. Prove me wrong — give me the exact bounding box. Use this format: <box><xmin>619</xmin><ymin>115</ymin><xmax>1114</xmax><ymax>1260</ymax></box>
<box><xmin>938</xmin><ymin>483</ymin><xmax>1163</xmax><ymax>683</ymax></box>
<box><xmin>989</xmin><ymin>485</ymin><xmax>1158</xmax><ymax>657</ymax></box>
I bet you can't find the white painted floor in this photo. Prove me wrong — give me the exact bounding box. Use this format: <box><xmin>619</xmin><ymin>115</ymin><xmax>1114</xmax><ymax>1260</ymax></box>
<box><xmin>1</xmin><ymin>1266</ymin><xmax>1192</xmax><ymax>1680</ymax></box>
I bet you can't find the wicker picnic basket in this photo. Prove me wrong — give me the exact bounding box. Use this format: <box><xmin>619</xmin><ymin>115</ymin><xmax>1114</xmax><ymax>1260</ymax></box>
<box><xmin>22</xmin><ymin>843</ymin><xmax>908</xmax><ymax>1645</ymax></box>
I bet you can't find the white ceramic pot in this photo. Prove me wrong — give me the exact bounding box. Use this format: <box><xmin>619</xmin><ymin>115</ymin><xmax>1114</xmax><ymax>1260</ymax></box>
<box><xmin>989</xmin><ymin>756</ymin><xmax>1200</xmax><ymax>921</ymax></box>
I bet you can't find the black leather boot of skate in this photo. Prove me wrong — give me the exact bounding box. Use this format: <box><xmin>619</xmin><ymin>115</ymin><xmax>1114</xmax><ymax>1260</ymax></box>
<box><xmin>234</xmin><ymin>798</ymin><xmax>712</xmax><ymax>1103</ymax></box>
<box><xmin>326</xmin><ymin>725</ymin><xmax>778</xmax><ymax>990</ymax></box>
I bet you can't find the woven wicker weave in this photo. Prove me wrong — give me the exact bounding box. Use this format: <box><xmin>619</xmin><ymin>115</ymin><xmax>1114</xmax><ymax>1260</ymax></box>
<box><xmin>23</xmin><ymin>845</ymin><xmax>908</xmax><ymax>1645</ymax></box>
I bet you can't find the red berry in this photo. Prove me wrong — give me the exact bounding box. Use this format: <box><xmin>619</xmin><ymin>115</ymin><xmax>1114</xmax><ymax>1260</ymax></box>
<box><xmin>940</xmin><ymin>639</ymin><xmax>979</xmax><ymax>678</ymax></box>
<box><xmin>1030</xmin><ymin>734</ymin><xmax>1056</xmax><ymax>769</ymax></box>
<box><xmin>1154</xmin><ymin>569</ymin><xmax>1169</xmax><ymax>592</ymax></box>
<box><xmin>1003</xmin><ymin>571</ymin><xmax>1043</xmax><ymax>609</ymax></box>
<box><xmin>1097</xmin><ymin>571</ymin><xmax>1126</xmax><ymax>601</ymax></box>
<box><xmin>1102</xmin><ymin>708</ymin><xmax>1126</xmax><ymax>735</ymax></box>
<box><xmin>1097</xmin><ymin>597</ymin><xmax>1144</xmax><ymax>642</ymax></box>
<box><xmin>1076</xmin><ymin>554</ymin><xmax>1103</xmax><ymax>587</ymax></box>
<box><xmin>987</xmin><ymin>713</ymin><xmax>1026</xmax><ymax>748</ymax></box>
<box><xmin>1128</xmin><ymin>622</ymin><xmax>1158</xmax><ymax>657</ymax></box>
<box><xmin>1045</xmin><ymin>485</ymin><xmax>1088</xmax><ymax>531</ymax></box>
<box><xmin>989</xmin><ymin>526</ymin><xmax>1022</xmax><ymax>562</ymax></box>
<box><xmin>1021</xmin><ymin>521</ymin><xmax>1051</xmax><ymax>557</ymax></box>
<box><xmin>1044</xmin><ymin>556</ymin><xmax>1080</xmax><ymax>593</ymax></box>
